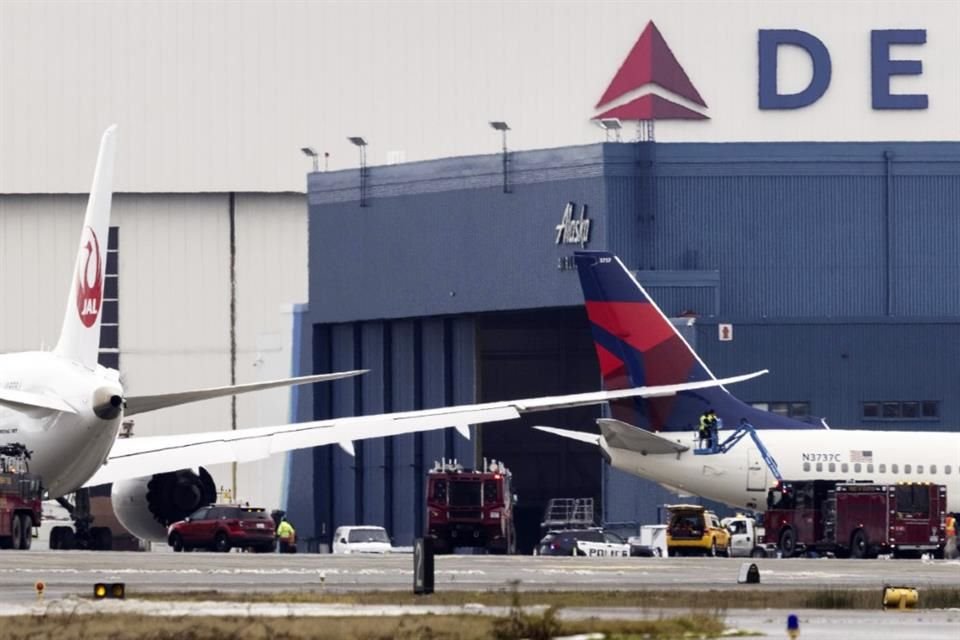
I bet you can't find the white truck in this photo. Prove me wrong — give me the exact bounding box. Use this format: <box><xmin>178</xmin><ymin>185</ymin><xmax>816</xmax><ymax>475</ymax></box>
<box><xmin>722</xmin><ymin>514</ymin><xmax>775</xmax><ymax>558</ymax></box>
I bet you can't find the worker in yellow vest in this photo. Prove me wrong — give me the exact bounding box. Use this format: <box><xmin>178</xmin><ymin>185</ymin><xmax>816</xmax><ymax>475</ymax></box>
<box><xmin>276</xmin><ymin>516</ymin><xmax>296</xmax><ymax>554</ymax></box>
<box><xmin>945</xmin><ymin>514</ymin><xmax>957</xmax><ymax>559</ymax></box>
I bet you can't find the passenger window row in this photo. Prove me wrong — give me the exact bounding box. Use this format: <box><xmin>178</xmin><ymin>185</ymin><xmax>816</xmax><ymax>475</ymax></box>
<box><xmin>802</xmin><ymin>461</ymin><xmax>953</xmax><ymax>475</ymax></box>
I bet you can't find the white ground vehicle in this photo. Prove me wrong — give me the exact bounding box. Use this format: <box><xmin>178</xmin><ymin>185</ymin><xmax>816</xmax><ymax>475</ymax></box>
<box><xmin>332</xmin><ymin>526</ymin><xmax>393</xmax><ymax>554</ymax></box>
<box><xmin>722</xmin><ymin>515</ymin><xmax>774</xmax><ymax>558</ymax></box>
<box><xmin>574</xmin><ymin>530</ymin><xmax>632</xmax><ymax>557</ymax></box>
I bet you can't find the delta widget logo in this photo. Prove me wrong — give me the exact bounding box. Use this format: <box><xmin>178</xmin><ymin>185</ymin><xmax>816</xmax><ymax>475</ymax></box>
<box><xmin>593</xmin><ymin>21</ymin><xmax>708</xmax><ymax>121</ymax></box>
<box><xmin>75</xmin><ymin>226</ymin><xmax>103</xmax><ymax>328</ymax></box>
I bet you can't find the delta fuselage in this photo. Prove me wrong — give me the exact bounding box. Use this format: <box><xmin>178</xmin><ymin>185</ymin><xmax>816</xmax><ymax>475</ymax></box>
<box><xmin>603</xmin><ymin>429</ymin><xmax>960</xmax><ymax>513</ymax></box>
<box><xmin>0</xmin><ymin>351</ymin><xmax>122</xmax><ymax>497</ymax></box>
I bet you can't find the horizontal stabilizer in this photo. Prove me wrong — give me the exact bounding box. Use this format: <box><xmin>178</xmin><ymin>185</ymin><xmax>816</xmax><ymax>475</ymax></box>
<box><xmin>532</xmin><ymin>426</ymin><xmax>600</xmax><ymax>446</ymax></box>
<box><xmin>0</xmin><ymin>388</ymin><xmax>77</xmax><ymax>414</ymax></box>
<box><xmin>598</xmin><ymin>419</ymin><xmax>689</xmax><ymax>455</ymax></box>
<box><xmin>124</xmin><ymin>370</ymin><xmax>367</xmax><ymax>416</ymax></box>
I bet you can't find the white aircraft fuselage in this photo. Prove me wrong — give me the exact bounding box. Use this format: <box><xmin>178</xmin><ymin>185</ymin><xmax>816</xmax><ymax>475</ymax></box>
<box><xmin>604</xmin><ymin>429</ymin><xmax>960</xmax><ymax>513</ymax></box>
<box><xmin>0</xmin><ymin>351</ymin><xmax>122</xmax><ymax>497</ymax></box>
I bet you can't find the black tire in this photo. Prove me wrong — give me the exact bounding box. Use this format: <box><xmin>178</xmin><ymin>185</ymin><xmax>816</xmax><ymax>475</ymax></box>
<box><xmin>49</xmin><ymin>526</ymin><xmax>65</xmax><ymax>550</ymax></box>
<box><xmin>18</xmin><ymin>514</ymin><xmax>32</xmax><ymax>551</ymax></box>
<box><xmin>91</xmin><ymin>527</ymin><xmax>113</xmax><ymax>551</ymax></box>
<box><xmin>850</xmin><ymin>529</ymin><xmax>868</xmax><ymax>559</ymax></box>
<box><xmin>750</xmin><ymin>547</ymin><xmax>767</xmax><ymax>559</ymax></box>
<box><xmin>214</xmin><ymin>531</ymin><xmax>231</xmax><ymax>553</ymax></box>
<box><xmin>60</xmin><ymin>528</ymin><xmax>76</xmax><ymax>550</ymax></box>
<box><xmin>169</xmin><ymin>532</ymin><xmax>184</xmax><ymax>552</ymax></box>
<box><xmin>708</xmin><ymin>539</ymin><xmax>717</xmax><ymax>557</ymax></box>
<box><xmin>779</xmin><ymin>528</ymin><xmax>797</xmax><ymax>557</ymax></box>
<box><xmin>10</xmin><ymin>514</ymin><xmax>23</xmax><ymax>551</ymax></box>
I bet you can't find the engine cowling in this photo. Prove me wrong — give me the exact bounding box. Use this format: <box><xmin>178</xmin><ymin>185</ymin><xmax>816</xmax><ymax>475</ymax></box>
<box><xmin>111</xmin><ymin>468</ymin><xmax>217</xmax><ymax>542</ymax></box>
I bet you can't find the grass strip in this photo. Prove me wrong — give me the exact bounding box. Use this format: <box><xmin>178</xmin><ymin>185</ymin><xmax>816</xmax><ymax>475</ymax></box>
<box><xmin>132</xmin><ymin>586</ymin><xmax>960</xmax><ymax>609</ymax></box>
<box><xmin>0</xmin><ymin>612</ymin><xmax>733</xmax><ymax>640</ymax></box>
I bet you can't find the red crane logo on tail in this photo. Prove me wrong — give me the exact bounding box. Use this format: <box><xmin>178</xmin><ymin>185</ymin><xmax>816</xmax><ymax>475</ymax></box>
<box><xmin>76</xmin><ymin>227</ymin><xmax>103</xmax><ymax>328</ymax></box>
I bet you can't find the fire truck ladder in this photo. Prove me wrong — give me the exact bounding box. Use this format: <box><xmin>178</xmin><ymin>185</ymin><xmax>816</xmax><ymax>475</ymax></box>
<box><xmin>693</xmin><ymin>421</ymin><xmax>784</xmax><ymax>483</ymax></box>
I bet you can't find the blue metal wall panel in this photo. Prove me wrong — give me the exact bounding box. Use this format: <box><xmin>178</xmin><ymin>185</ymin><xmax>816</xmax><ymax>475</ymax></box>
<box><xmin>695</xmin><ymin>319</ymin><xmax>960</xmax><ymax>432</ymax></box>
<box><xmin>285</xmin><ymin>315</ymin><xmax>319</xmax><ymax>544</ymax></box>
<box><xmin>360</xmin><ymin>322</ymin><xmax>387</xmax><ymax>526</ymax></box>
<box><xmin>653</xmin><ymin>175</ymin><xmax>885</xmax><ymax>318</ymax></box>
<box><xmin>451</xmin><ymin>317</ymin><xmax>477</xmax><ymax>465</ymax></box>
<box><xmin>389</xmin><ymin>321</ymin><xmax>419</xmax><ymax>544</ymax></box>
<box><xmin>891</xmin><ymin>175</ymin><xmax>960</xmax><ymax>315</ymax></box>
<box><xmin>330</xmin><ymin>324</ymin><xmax>358</xmax><ymax>528</ymax></box>
<box><xmin>421</xmin><ymin>319</ymin><xmax>450</xmax><ymax>472</ymax></box>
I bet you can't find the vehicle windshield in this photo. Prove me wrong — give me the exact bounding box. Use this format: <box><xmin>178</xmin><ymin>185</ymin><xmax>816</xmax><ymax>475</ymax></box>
<box><xmin>348</xmin><ymin>528</ymin><xmax>389</xmax><ymax>543</ymax></box>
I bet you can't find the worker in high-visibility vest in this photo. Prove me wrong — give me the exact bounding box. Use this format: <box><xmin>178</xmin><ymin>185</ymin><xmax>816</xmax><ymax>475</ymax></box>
<box><xmin>945</xmin><ymin>514</ymin><xmax>958</xmax><ymax>560</ymax></box>
<box><xmin>276</xmin><ymin>517</ymin><xmax>296</xmax><ymax>554</ymax></box>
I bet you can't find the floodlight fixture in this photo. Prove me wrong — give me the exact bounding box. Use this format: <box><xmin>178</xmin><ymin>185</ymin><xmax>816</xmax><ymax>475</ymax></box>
<box><xmin>597</xmin><ymin>118</ymin><xmax>622</xmax><ymax>130</ymax></box>
<box><xmin>348</xmin><ymin>136</ymin><xmax>367</xmax><ymax>147</ymax></box>
<box><xmin>489</xmin><ymin>121</ymin><xmax>510</xmax><ymax>132</ymax></box>
<box><xmin>301</xmin><ymin>147</ymin><xmax>319</xmax><ymax>172</ymax></box>
<box><xmin>596</xmin><ymin>118</ymin><xmax>623</xmax><ymax>142</ymax></box>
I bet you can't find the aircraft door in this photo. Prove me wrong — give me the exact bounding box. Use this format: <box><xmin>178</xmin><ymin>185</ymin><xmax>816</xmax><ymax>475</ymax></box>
<box><xmin>747</xmin><ymin>448</ymin><xmax>767</xmax><ymax>491</ymax></box>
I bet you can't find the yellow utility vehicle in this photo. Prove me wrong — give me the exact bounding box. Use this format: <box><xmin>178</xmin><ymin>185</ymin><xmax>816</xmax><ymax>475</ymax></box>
<box><xmin>666</xmin><ymin>504</ymin><xmax>731</xmax><ymax>557</ymax></box>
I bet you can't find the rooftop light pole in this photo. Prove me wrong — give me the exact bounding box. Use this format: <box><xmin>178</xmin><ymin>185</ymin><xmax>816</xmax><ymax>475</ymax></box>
<box><xmin>489</xmin><ymin>121</ymin><xmax>511</xmax><ymax>194</ymax></box>
<box><xmin>301</xmin><ymin>147</ymin><xmax>319</xmax><ymax>172</ymax></box>
<box><xmin>348</xmin><ymin>136</ymin><xmax>369</xmax><ymax>207</ymax></box>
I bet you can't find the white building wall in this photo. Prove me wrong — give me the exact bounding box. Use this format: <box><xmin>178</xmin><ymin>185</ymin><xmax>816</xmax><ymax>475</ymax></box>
<box><xmin>2</xmin><ymin>1</ymin><xmax>960</xmax><ymax>195</ymax></box>
<box><xmin>0</xmin><ymin>192</ymin><xmax>307</xmax><ymax>510</ymax></box>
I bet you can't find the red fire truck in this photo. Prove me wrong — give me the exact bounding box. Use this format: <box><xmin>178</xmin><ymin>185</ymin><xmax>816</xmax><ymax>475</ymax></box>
<box><xmin>764</xmin><ymin>480</ymin><xmax>947</xmax><ymax>559</ymax></box>
<box><xmin>0</xmin><ymin>444</ymin><xmax>43</xmax><ymax>550</ymax></box>
<box><xmin>426</xmin><ymin>459</ymin><xmax>516</xmax><ymax>554</ymax></box>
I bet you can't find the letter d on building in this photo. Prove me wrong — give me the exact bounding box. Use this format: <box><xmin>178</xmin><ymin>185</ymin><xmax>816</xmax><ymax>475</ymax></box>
<box><xmin>758</xmin><ymin>30</ymin><xmax>832</xmax><ymax>109</ymax></box>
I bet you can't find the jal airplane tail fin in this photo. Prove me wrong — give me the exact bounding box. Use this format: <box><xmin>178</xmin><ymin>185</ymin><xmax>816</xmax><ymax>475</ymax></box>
<box><xmin>574</xmin><ymin>250</ymin><xmax>813</xmax><ymax>431</ymax></box>
<box><xmin>54</xmin><ymin>125</ymin><xmax>118</xmax><ymax>369</ymax></box>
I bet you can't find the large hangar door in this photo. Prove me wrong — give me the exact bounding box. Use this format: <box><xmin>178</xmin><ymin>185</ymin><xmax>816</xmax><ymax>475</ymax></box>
<box><xmin>478</xmin><ymin>307</ymin><xmax>601</xmax><ymax>554</ymax></box>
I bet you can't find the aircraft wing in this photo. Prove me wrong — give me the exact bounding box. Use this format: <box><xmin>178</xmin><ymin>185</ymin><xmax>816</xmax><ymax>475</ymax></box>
<box><xmin>123</xmin><ymin>370</ymin><xmax>368</xmax><ymax>416</ymax></box>
<box><xmin>83</xmin><ymin>369</ymin><xmax>766</xmax><ymax>487</ymax></box>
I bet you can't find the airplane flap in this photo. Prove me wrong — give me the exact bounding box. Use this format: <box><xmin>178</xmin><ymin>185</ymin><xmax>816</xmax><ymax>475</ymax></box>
<box><xmin>597</xmin><ymin>419</ymin><xmax>689</xmax><ymax>455</ymax></box>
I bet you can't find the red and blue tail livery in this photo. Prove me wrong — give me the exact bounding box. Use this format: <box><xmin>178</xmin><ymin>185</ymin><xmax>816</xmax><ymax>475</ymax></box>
<box><xmin>574</xmin><ymin>251</ymin><xmax>817</xmax><ymax>432</ymax></box>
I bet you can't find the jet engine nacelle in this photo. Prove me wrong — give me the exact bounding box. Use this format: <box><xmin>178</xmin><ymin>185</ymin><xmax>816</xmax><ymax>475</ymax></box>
<box><xmin>111</xmin><ymin>467</ymin><xmax>217</xmax><ymax>542</ymax></box>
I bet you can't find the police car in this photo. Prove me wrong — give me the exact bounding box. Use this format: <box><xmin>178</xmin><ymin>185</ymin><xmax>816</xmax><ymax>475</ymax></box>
<box><xmin>535</xmin><ymin>528</ymin><xmax>632</xmax><ymax>557</ymax></box>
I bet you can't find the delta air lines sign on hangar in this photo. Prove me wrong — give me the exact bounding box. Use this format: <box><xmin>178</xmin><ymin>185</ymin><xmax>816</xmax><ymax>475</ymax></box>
<box><xmin>582</xmin><ymin>3</ymin><xmax>960</xmax><ymax>144</ymax></box>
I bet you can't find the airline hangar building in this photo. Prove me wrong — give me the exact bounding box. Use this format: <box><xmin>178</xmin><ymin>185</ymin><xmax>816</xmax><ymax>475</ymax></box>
<box><xmin>289</xmin><ymin>140</ymin><xmax>960</xmax><ymax>551</ymax></box>
<box><xmin>3</xmin><ymin>2</ymin><xmax>960</xmax><ymax>550</ymax></box>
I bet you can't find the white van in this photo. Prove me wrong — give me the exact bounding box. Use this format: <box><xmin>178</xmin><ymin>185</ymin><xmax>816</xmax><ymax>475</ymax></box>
<box><xmin>332</xmin><ymin>526</ymin><xmax>393</xmax><ymax>554</ymax></box>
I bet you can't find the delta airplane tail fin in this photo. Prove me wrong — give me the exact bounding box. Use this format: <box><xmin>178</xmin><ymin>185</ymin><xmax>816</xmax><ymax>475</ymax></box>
<box><xmin>54</xmin><ymin>125</ymin><xmax>117</xmax><ymax>370</ymax></box>
<box><xmin>574</xmin><ymin>250</ymin><xmax>814</xmax><ymax>431</ymax></box>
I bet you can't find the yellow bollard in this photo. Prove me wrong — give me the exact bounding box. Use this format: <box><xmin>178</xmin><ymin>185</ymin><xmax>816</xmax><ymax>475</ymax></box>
<box><xmin>882</xmin><ymin>586</ymin><xmax>918</xmax><ymax>610</ymax></box>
